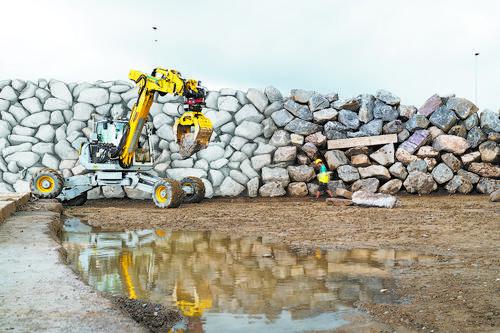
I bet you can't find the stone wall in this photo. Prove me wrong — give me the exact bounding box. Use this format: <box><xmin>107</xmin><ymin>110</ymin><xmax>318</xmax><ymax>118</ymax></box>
<box><xmin>0</xmin><ymin>78</ymin><xmax>498</xmax><ymax>199</ymax></box>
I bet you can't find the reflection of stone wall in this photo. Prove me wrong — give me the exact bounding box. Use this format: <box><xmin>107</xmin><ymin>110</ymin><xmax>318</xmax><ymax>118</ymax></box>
<box><xmin>63</xmin><ymin>228</ymin><xmax>433</xmax><ymax>319</ymax></box>
<box><xmin>1</xmin><ymin>79</ymin><xmax>498</xmax><ymax>197</ymax></box>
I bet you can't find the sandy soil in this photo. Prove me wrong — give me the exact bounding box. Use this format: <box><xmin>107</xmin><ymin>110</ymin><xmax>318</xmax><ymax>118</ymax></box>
<box><xmin>66</xmin><ymin>195</ymin><xmax>500</xmax><ymax>333</ymax></box>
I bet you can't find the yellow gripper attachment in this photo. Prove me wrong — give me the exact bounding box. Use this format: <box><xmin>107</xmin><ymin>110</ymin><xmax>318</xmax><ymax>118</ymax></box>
<box><xmin>173</xmin><ymin>111</ymin><xmax>213</xmax><ymax>158</ymax></box>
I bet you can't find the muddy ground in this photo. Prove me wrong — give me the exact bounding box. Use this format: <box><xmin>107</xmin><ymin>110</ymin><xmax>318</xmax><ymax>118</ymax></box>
<box><xmin>66</xmin><ymin>195</ymin><xmax>500</xmax><ymax>333</ymax></box>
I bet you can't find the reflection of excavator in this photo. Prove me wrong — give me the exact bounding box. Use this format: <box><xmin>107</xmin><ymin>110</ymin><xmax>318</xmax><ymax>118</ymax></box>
<box><xmin>30</xmin><ymin>68</ymin><xmax>213</xmax><ymax>208</ymax></box>
<box><xmin>173</xmin><ymin>281</ymin><xmax>213</xmax><ymax>317</ymax></box>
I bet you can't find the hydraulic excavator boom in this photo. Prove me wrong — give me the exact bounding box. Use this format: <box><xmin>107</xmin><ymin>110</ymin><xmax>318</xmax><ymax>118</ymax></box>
<box><xmin>121</xmin><ymin>68</ymin><xmax>212</xmax><ymax>167</ymax></box>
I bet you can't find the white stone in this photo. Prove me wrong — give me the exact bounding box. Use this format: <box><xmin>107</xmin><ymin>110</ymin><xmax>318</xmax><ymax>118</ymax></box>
<box><xmin>352</xmin><ymin>191</ymin><xmax>398</xmax><ymax>208</ymax></box>
<box><xmin>201</xmin><ymin>178</ymin><xmax>214</xmax><ymax>198</ymax></box>
<box><xmin>8</xmin><ymin>134</ymin><xmax>38</xmax><ymax>145</ymax></box>
<box><xmin>73</xmin><ymin>103</ymin><xmax>94</xmax><ymax>121</ymax></box>
<box><xmin>193</xmin><ymin>159</ymin><xmax>209</xmax><ymax>171</ymax></box>
<box><xmin>5</xmin><ymin>151</ymin><xmax>40</xmax><ymax>168</ymax></box>
<box><xmin>55</xmin><ymin>140</ymin><xmax>79</xmax><ymax>159</ymax></box>
<box><xmin>261</xmin><ymin>167</ymin><xmax>290</xmax><ymax>187</ymax></box>
<box><xmin>219</xmin><ymin>177</ymin><xmax>245</xmax><ymax>196</ymax></box>
<box><xmin>13</xmin><ymin>180</ymin><xmax>30</xmax><ymax>193</ymax></box>
<box><xmin>217</xmin><ymin>96</ymin><xmax>240</xmax><ymax>112</ymax></box>
<box><xmin>0</xmin><ymin>86</ymin><xmax>18</xmax><ymax>101</ymax></box>
<box><xmin>124</xmin><ymin>186</ymin><xmax>151</xmax><ymax>200</ymax></box>
<box><xmin>220</xmin><ymin>122</ymin><xmax>236</xmax><ymax>135</ymax></box>
<box><xmin>49</xmin><ymin>80</ymin><xmax>73</xmax><ymax>105</ymax></box>
<box><xmin>2</xmin><ymin>142</ymin><xmax>32</xmax><ymax>158</ymax></box>
<box><xmin>3</xmin><ymin>172</ymin><xmax>20</xmax><ymax>185</ymax></box>
<box><xmin>205</xmin><ymin>109</ymin><xmax>232</xmax><ymax>128</ymax></box>
<box><xmin>230</xmin><ymin>170</ymin><xmax>249</xmax><ymax>185</ymax></box>
<box><xmin>19</xmin><ymin>82</ymin><xmax>37</xmax><ymax>99</ymax></box>
<box><xmin>66</xmin><ymin>120</ymin><xmax>86</xmax><ymax>136</ymax></box>
<box><xmin>9</xmin><ymin>104</ymin><xmax>29</xmax><ymax>122</ymax></box>
<box><xmin>0</xmin><ymin>120</ymin><xmax>10</xmax><ymax>138</ymax></box>
<box><xmin>102</xmin><ymin>185</ymin><xmax>125</xmax><ymax>198</ymax></box>
<box><xmin>71</xmin><ymin>164</ymin><xmax>86</xmax><ymax>175</ymax></box>
<box><xmin>247</xmin><ymin>177</ymin><xmax>259</xmax><ymax>197</ymax></box>
<box><xmin>234</xmin><ymin>121</ymin><xmax>263</xmax><ymax>140</ymax></box>
<box><xmin>32</xmin><ymin>142</ymin><xmax>54</xmax><ymax>155</ymax></box>
<box><xmin>229</xmin><ymin>151</ymin><xmax>247</xmax><ymax>162</ymax></box>
<box><xmin>32</xmin><ymin>124</ymin><xmax>55</xmax><ymax>143</ymax></box>
<box><xmin>20</xmin><ymin>97</ymin><xmax>42</xmax><ymax>113</ymax></box>
<box><xmin>210</xmin><ymin>158</ymin><xmax>229</xmax><ymax>169</ymax></box>
<box><xmin>12</xmin><ymin>125</ymin><xmax>35</xmax><ymax>137</ymax></box>
<box><xmin>43</xmin><ymin>97</ymin><xmax>69</xmax><ymax>111</ymax></box>
<box><xmin>209</xmin><ymin>169</ymin><xmax>224</xmax><ymax>187</ymax></box>
<box><xmin>234</xmin><ymin>104</ymin><xmax>264</xmax><ymax>125</ymax></box>
<box><xmin>41</xmin><ymin>154</ymin><xmax>59</xmax><ymax>169</ymax></box>
<box><xmin>50</xmin><ymin>110</ymin><xmax>65</xmax><ymax>125</ymax></box>
<box><xmin>0</xmin><ymin>99</ymin><xmax>10</xmax><ymax>112</ymax></box>
<box><xmin>254</xmin><ymin>142</ymin><xmax>277</xmax><ymax>155</ymax></box>
<box><xmin>157</xmin><ymin>124</ymin><xmax>175</xmax><ymax>141</ymax></box>
<box><xmin>205</xmin><ymin>91</ymin><xmax>220</xmax><ymax>109</ymax></box>
<box><xmin>35</xmin><ymin>88</ymin><xmax>51</xmax><ymax>103</ymax></box>
<box><xmin>171</xmin><ymin>158</ymin><xmax>194</xmax><ymax>168</ymax></box>
<box><xmin>78</xmin><ymin>87</ymin><xmax>109</xmax><ymax>106</ymax></box>
<box><xmin>20</xmin><ymin>111</ymin><xmax>50</xmax><ymax>128</ymax></box>
<box><xmin>166</xmin><ymin>168</ymin><xmax>207</xmax><ymax>180</ymax></box>
<box><xmin>162</xmin><ymin>103</ymin><xmax>182</xmax><ymax>117</ymax></box>
<box><xmin>110</xmin><ymin>85</ymin><xmax>131</xmax><ymax>93</ymax></box>
<box><xmin>259</xmin><ymin>182</ymin><xmax>286</xmax><ymax>197</ymax></box>
<box><xmin>1</xmin><ymin>111</ymin><xmax>16</xmax><ymax>127</ymax></box>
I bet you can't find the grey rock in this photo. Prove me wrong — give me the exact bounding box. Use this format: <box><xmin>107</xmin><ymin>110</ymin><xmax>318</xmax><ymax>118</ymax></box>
<box><xmin>102</xmin><ymin>185</ymin><xmax>126</xmax><ymax>198</ymax></box>
<box><xmin>261</xmin><ymin>118</ymin><xmax>277</xmax><ymax>139</ymax></box>
<box><xmin>251</xmin><ymin>154</ymin><xmax>272</xmax><ymax>170</ymax></box>
<box><xmin>373</xmin><ymin>100</ymin><xmax>398</xmax><ymax>121</ymax></box>
<box><xmin>8</xmin><ymin>104</ymin><xmax>28</xmax><ymax>123</ymax></box>
<box><xmin>468</xmin><ymin>162</ymin><xmax>500</xmax><ymax>178</ymax></box>
<box><xmin>35</xmin><ymin>88</ymin><xmax>51</xmax><ymax>104</ymax></box>
<box><xmin>369</xmin><ymin>143</ymin><xmax>395</xmax><ymax>166</ymax></box>
<box><xmin>332</xmin><ymin>98</ymin><xmax>359</xmax><ymax>111</ymax></box>
<box><xmin>204</xmin><ymin>109</ymin><xmax>232</xmax><ymax>128</ymax></box>
<box><xmin>296</xmin><ymin>106</ymin><xmax>313</xmax><ymax>121</ymax></box>
<box><xmin>479</xmin><ymin>140</ymin><xmax>499</xmax><ymax>163</ymax></box>
<box><xmin>352</xmin><ymin>190</ymin><xmax>399</xmax><ymax>208</ymax></box>
<box><xmin>446</xmin><ymin>97</ymin><xmax>478</xmax><ymax>119</ymax></box>
<box><xmin>403</xmin><ymin>171</ymin><xmax>437</xmax><ymax>194</ymax></box>
<box><xmin>12</xmin><ymin>125</ymin><xmax>35</xmax><ymax>137</ymax></box>
<box><xmin>263</xmin><ymin>101</ymin><xmax>283</xmax><ymax>117</ymax></box>
<box><xmin>479</xmin><ymin>109</ymin><xmax>500</xmax><ymax>133</ymax></box>
<box><xmin>32</xmin><ymin>142</ymin><xmax>54</xmax><ymax>155</ymax></box>
<box><xmin>273</xmin><ymin>146</ymin><xmax>297</xmax><ymax>163</ymax></box>
<box><xmin>20</xmin><ymin>111</ymin><xmax>50</xmax><ymax>128</ymax></box>
<box><xmin>205</xmin><ymin>91</ymin><xmax>220</xmax><ymax>109</ymax></box>
<box><xmin>287</xmin><ymin>165</ymin><xmax>315</xmax><ymax>182</ymax></box>
<box><xmin>445</xmin><ymin>175</ymin><xmax>473</xmax><ymax>194</ymax></box>
<box><xmin>407</xmin><ymin>159</ymin><xmax>428</xmax><ymax>173</ymax></box>
<box><xmin>406</xmin><ymin>114</ymin><xmax>430</xmax><ymax>132</ymax></box>
<box><xmin>429</xmin><ymin>106</ymin><xmax>459</xmax><ymax>131</ymax></box>
<box><xmin>284</xmin><ymin>118</ymin><xmax>322</xmax><ymax>136</ymax></box>
<box><xmin>358</xmin><ymin>165</ymin><xmax>391</xmax><ymax>180</ymax></box>
<box><xmin>376</xmin><ymin>89</ymin><xmax>400</xmax><ymax>106</ymax></box>
<box><xmin>259</xmin><ymin>181</ymin><xmax>286</xmax><ymax>197</ymax></box>
<box><xmin>170</xmin><ymin>158</ymin><xmax>194</xmax><ymax>168</ymax></box>
<box><xmin>301</xmin><ymin>143</ymin><xmax>320</xmax><ymax>160</ymax></box>
<box><xmin>337</xmin><ymin>165</ymin><xmax>360</xmax><ymax>183</ymax></box>
<box><xmin>383</xmin><ymin>120</ymin><xmax>404</xmax><ymax>134</ymax></box>
<box><xmin>247</xmin><ymin>177</ymin><xmax>260</xmax><ymax>197</ymax></box>
<box><xmin>416</xmin><ymin>146</ymin><xmax>439</xmax><ymax>158</ymax></box>
<box><xmin>77</xmin><ymin>87</ymin><xmax>109</xmax><ymax>106</ymax></box>
<box><xmin>11</xmin><ymin>79</ymin><xmax>26</xmax><ymax>92</ymax></box>
<box><xmin>432</xmin><ymin>135</ymin><xmax>469</xmax><ymax>155</ymax></box>
<box><xmin>73</xmin><ymin>103</ymin><xmax>94</xmax><ymax>121</ymax></box>
<box><xmin>467</xmin><ymin>126</ymin><xmax>487</xmax><ymax>149</ymax></box>
<box><xmin>291</xmin><ymin>89</ymin><xmax>315</xmax><ymax>104</ymax></box>
<box><xmin>230</xmin><ymin>170</ymin><xmax>249</xmax><ymax>185</ymax></box>
<box><xmin>246</xmin><ymin>88</ymin><xmax>268</xmax><ymax>112</ymax></box>
<box><xmin>35</xmin><ymin>124</ymin><xmax>55</xmax><ymax>142</ymax></box>
<box><xmin>234</xmin><ymin>104</ymin><xmax>264</xmax><ymax>125</ymax></box>
<box><xmin>262</xmin><ymin>167</ymin><xmax>290</xmax><ymax>187</ymax></box>
<box><xmin>18</xmin><ymin>82</ymin><xmax>37</xmax><ymax>99</ymax></box>
<box><xmin>338</xmin><ymin>110</ymin><xmax>360</xmax><ymax>130</ymax></box>
<box><xmin>41</xmin><ymin>154</ymin><xmax>60</xmax><ymax>170</ymax></box>
<box><xmin>304</xmin><ymin>132</ymin><xmax>326</xmax><ymax>147</ymax></box>
<box><xmin>234</xmin><ymin>121</ymin><xmax>263</xmax><ymax>140</ymax></box>
<box><xmin>283</xmin><ymin>99</ymin><xmax>301</xmax><ymax>115</ymax></box>
<box><xmin>268</xmin><ymin>130</ymin><xmax>289</xmax><ymax>147</ymax></box>
<box><xmin>351</xmin><ymin>178</ymin><xmax>379</xmax><ymax>193</ymax></box>
<box><xmin>290</xmin><ymin>133</ymin><xmax>304</xmax><ymax>146</ymax></box>
<box><xmin>324</xmin><ymin>121</ymin><xmax>347</xmax><ymax>140</ymax></box>
<box><xmin>110</xmin><ymin>104</ymin><xmax>125</xmax><ymax>119</ymax></box>
<box><xmin>166</xmin><ymin>168</ymin><xmax>207</xmax><ymax>180</ymax></box>
<box><xmin>476</xmin><ymin>177</ymin><xmax>500</xmax><ymax>194</ymax></box>
<box><xmin>359</xmin><ymin>119</ymin><xmax>383</xmax><ymax>136</ymax></box>
<box><xmin>264</xmin><ymin>86</ymin><xmax>283</xmax><ymax>103</ymax></box>
<box><xmin>197</xmin><ymin>145</ymin><xmax>225</xmax><ymax>162</ymax></box>
<box><xmin>229</xmin><ymin>151</ymin><xmax>247</xmax><ymax>162</ymax></box>
<box><xmin>457</xmin><ymin>169</ymin><xmax>480</xmax><ymax>184</ymax></box>
<box><xmin>308</xmin><ymin>94</ymin><xmax>329</xmax><ymax>111</ymax></box>
<box><xmin>221</xmin><ymin>122</ymin><xmax>236</xmax><ymax>135</ymax></box>
<box><xmin>313</xmin><ymin>108</ymin><xmax>338</xmax><ymax>124</ymax></box>
<box><xmin>2</xmin><ymin>142</ymin><xmax>32</xmax><ymax>158</ymax></box>
<box><xmin>324</xmin><ymin>150</ymin><xmax>348</xmax><ymax>169</ymax></box>
<box><xmin>209</xmin><ymin>169</ymin><xmax>224</xmax><ymax>187</ymax></box>
<box><xmin>8</xmin><ymin>134</ymin><xmax>38</xmax><ymax>145</ymax></box>
<box><xmin>448</xmin><ymin>124</ymin><xmax>467</xmax><ymax>138</ymax></box>
<box><xmin>271</xmin><ymin>109</ymin><xmax>294</xmax><ymax>127</ymax></box>
<box><xmin>358</xmin><ymin>94</ymin><xmax>374</xmax><ymax>123</ymax></box>
<box><xmin>219</xmin><ymin>88</ymin><xmax>236</xmax><ymax>96</ymax></box>
<box><xmin>240</xmin><ymin>159</ymin><xmax>259</xmax><ymax>179</ymax></box>
<box><xmin>464</xmin><ymin>113</ymin><xmax>479</xmax><ymax>130</ymax></box>
<box><xmin>431</xmin><ymin>163</ymin><xmax>454</xmax><ymax>184</ymax></box>
<box><xmin>241</xmin><ymin>142</ymin><xmax>258</xmax><ymax>156</ymax></box>
<box><xmin>378</xmin><ymin>179</ymin><xmax>403</xmax><ymax>195</ymax></box>
<box><xmin>229</xmin><ymin>136</ymin><xmax>248</xmax><ymax>150</ymax></box>
<box><xmin>255</xmin><ymin>142</ymin><xmax>277</xmax><ymax>155</ymax></box>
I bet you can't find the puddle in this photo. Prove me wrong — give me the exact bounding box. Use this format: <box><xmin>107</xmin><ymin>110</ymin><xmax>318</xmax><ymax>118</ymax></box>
<box><xmin>61</xmin><ymin>218</ymin><xmax>432</xmax><ymax>332</ymax></box>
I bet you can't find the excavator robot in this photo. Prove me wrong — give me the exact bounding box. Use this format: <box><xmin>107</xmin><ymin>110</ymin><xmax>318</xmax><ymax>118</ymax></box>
<box><xmin>30</xmin><ymin>68</ymin><xmax>213</xmax><ymax>208</ymax></box>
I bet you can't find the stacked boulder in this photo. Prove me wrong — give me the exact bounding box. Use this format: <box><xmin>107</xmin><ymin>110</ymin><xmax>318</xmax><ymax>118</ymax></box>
<box><xmin>0</xmin><ymin>78</ymin><xmax>498</xmax><ymax>198</ymax></box>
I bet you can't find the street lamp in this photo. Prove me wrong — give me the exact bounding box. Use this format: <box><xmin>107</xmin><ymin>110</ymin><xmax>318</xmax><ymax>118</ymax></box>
<box><xmin>474</xmin><ymin>51</ymin><xmax>480</xmax><ymax>105</ymax></box>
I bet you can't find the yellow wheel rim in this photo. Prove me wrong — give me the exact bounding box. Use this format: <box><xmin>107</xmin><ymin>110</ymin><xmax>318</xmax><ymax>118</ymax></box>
<box><xmin>36</xmin><ymin>175</ymin><xmax>55</xmax><ymax>194</ymax></box>
<box><xmin>155</xmin><ymin>185</ymin><xmax>167</xmax><ymax>203</ymax></box>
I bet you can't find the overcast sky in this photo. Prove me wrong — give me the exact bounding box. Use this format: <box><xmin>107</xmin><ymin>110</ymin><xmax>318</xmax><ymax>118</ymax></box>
<box><xmin>1</xmin><ymin>0</ymin><xmax>499</xmax><ymax>110</ymax></box>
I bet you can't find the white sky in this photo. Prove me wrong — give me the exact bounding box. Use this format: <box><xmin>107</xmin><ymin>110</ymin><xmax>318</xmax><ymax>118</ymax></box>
<box><xmin>0</xmin><ymin>0</ymin><xmax>499</xmax><ymax>110</ymax></box>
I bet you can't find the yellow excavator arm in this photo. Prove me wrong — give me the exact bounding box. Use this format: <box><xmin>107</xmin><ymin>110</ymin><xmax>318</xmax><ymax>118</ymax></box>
<box><xmin>119</xmin><ymin>68</ymin><xmax>212</xmax><ymax>167</ymax></box>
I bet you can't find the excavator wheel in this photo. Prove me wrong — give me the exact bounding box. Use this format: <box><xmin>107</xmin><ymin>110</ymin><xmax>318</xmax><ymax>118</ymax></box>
<box><xmin>30</xmin><ymin>168</ymin><xmax>64</xmax><ymax>199</ymax></box>
<box><xmin>62</xmin><ymin>192</ymin><xmax>88</xmax><ymax>206</ymax></box>
<box><xmin>180</xmin><ymin>177</ymin><xmax>205</xmax><ymax>204</ymax></box>
<box><xmin>152</xmin><ymin>178</ymin><xmax>185</xmax><ymax>208</ymax></box>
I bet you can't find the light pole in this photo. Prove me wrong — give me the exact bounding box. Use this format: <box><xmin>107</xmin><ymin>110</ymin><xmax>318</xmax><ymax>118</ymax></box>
<box><xmin>474</xmin><ymin>51</ymin><xmax>479</xmax><ymax>105</ymax></box>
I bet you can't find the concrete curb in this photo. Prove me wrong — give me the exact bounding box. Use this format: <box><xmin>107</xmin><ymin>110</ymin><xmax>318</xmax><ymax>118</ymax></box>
<box><xmin>0</xmin><ymin>192</ymin><xmax>31</xmax><ymax>223</ymax></box>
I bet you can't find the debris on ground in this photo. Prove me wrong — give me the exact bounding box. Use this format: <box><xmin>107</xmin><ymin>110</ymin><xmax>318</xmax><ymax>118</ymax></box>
<box><xmin>325</xmin><ymin>197</ymin><xmax>352</xmax><ymax>206</ymax></box>
<box><xmin>112</xmin><ymin>296</ymin><xmax>184</xmax><ymax>333</ymax></box>
<box><xmin>352</xmin><ymin>190</ymin><xmax>399</xmax><ymax>208</ymax></box>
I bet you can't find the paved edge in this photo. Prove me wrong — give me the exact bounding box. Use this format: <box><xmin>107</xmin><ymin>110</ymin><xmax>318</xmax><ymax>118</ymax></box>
<box><xmin>0</xmin><ymin>192</ymin><xmax>31</xmax><ymax>223</ymax></box>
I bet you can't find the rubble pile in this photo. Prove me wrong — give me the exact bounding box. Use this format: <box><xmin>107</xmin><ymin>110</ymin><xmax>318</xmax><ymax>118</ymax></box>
<box><xmin>0</xmin><ymin>78</ymin><xmax>498</xmax><ymax>198</ymax></box>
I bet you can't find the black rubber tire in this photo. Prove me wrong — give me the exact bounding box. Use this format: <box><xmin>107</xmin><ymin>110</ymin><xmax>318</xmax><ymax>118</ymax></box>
<box><xmin>180</xmin><ymin>176</ymin><xmax>205</xmax><ymax>204</ymax></box>
<box><xmin>152</xmin><ymin>178</ymin><xmax>185</xmax><ymax>208</ymax></box>
<box><xmin>62</xmin><ymin>192</ymin><xmax>88</xmax><ymax>206</ymax></box>
<box><xmin>30</xmin><ymin>168</ymin><xmax>64</xmax><ymax>199</ymax></box>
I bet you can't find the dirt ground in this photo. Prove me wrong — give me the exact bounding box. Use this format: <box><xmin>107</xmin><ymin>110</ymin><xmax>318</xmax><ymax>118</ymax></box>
<box><xmin>66</xmin><ymin>194</ymin><xmax>500</xmax><ymax>333</ymax></box>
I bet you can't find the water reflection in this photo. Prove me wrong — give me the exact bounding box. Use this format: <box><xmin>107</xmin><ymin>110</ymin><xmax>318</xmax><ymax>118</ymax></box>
<box><xmin>62</xmin><ymin>218</ymin><xmax>432</xmax><ymax>333</ymax></box>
